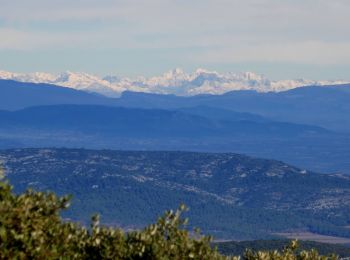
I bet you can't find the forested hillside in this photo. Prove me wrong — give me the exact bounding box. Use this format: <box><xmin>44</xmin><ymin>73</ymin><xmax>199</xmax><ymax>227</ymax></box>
<box><xmin>1</xmin><ymin>148</ymin><xmax>350</xmax><ymax>240</ymax></box>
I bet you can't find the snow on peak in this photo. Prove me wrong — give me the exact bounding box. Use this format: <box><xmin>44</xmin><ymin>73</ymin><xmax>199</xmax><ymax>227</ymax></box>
<box><xmin>0</xmin><ymin>68</ymin><xmax>348</xmax><ymax>97</ymax></box>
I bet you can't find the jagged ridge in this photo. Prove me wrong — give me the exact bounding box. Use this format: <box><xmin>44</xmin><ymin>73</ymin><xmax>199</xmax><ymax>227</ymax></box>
<box><xmin>0</xmin><ymin>68</ymin><xmax>347</xmax><ymax>97</ymax></box>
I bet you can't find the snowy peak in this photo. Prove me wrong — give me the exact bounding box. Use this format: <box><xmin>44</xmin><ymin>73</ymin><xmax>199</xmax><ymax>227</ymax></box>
<box><xmin>0</xmin><ymin>69</ymin><xmax>348</xmax><ymax>97</ymax></box>
<box><xmin>0</xmin><ymin>70</ymin><xmax>56</xmax><ymax>83</ymax></box>
<box><xmin>54</xmin><ymin>71</ymin><xmax>110</xmax><ymax>90</ymax></box>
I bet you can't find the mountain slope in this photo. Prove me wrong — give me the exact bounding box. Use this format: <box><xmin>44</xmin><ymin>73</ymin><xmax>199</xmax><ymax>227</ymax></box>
<box><xmin>176</xmin><ymin>106</ymin><xmax>268</xmax><ymax>123</ymax></box>
<box><xmin>1</xmin><ymin>148</ymin><xmax>350</xmax><ymax>240</ymax></box>
<box><xmin>0</xmin><ymin>80</ymin><xmax>118</xmax><ymax>111</ymax></box>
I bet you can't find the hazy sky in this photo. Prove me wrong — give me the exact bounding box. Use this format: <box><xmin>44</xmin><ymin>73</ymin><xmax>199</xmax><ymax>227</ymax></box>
<box><xmin>1</xmin><ymin>0</ymin><xmax>349</xmax><ymax>79</ymax></box>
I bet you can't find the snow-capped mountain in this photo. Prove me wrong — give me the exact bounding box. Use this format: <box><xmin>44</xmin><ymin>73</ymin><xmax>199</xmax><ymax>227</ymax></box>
<box><xmin>0</xmin><ymin>69</ymin><xmax>347</xmax><ymax>97</ymax></box>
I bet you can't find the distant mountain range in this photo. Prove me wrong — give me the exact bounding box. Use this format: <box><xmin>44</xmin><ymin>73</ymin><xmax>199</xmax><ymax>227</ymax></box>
<box><xmin>0</xmin><ymin>68</ymin><xmax>347</xmax><ymax>97</ymax></box>
<box><xmin>1</xmin><ymin>79</ymin><xmax>350</xmax><ymax>132</ymax></box>
<box><xmin>2</xmin><ymin>148</ymin><xmax>350</xmax><ymax>240</ymax></box>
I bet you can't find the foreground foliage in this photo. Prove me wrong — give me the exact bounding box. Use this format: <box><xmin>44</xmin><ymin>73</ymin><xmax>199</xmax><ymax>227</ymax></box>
<box><xmin>0</xmin><ymin>168</ymin><xmax>339</xmax><ymax>259</ymax></box>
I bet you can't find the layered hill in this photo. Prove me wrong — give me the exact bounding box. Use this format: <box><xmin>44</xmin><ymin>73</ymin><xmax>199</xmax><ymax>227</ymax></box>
<box><xmin>2</xmin><ymin>79</ymin><xmax>350</xmax><ymax>132</ymax></box>
<box><xmin>115</xmin><ymin>84</ymin><xmax>350</xmax><ymax>132</ymax></box>
<box><xmin>1</xmin><ymin>79</ymin><xmax>350</xmax><ymax>174</ymax></box>
<box><xmin>1</xmin><ymin>148</ymin><xmax>350</xmax><ymax>240</ymax></box>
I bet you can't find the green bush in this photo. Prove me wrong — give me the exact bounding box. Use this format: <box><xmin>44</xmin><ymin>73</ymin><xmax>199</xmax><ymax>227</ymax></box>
<box><xmin>0</xmin><ymin>167</ymin><xmax>338</xmax><ymax>259</ymax></box>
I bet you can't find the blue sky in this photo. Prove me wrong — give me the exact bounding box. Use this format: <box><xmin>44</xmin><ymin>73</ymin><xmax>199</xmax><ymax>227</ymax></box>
<box><xmin>0</xmin><ymin>0</ymin><xmax>349</xmax><ymax>79</ymax></box>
